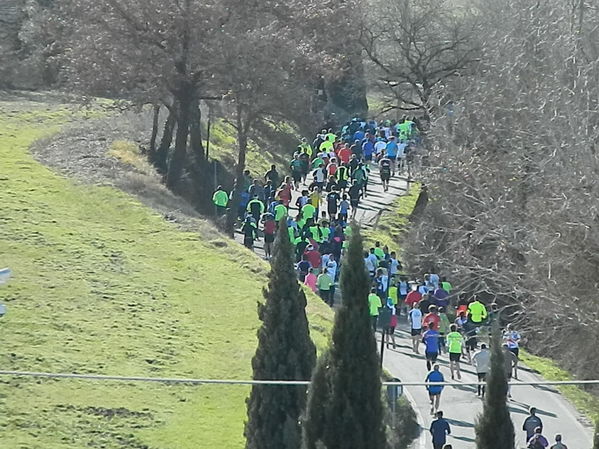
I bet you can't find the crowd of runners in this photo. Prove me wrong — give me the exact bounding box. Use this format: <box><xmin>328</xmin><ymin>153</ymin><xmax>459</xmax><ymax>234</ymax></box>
<box><xmin>212</xmin><ymin>117</ymin><xmax>574</xmax><ymax>449</ymax></box>
<box><xmin>211</xmin><ymin>116</ymin><xmax>418</xmax><ymax>263</ymax></box>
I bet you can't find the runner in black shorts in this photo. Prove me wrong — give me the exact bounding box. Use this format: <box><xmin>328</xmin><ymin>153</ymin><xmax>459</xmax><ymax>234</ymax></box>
<box><xmin>379</xmin><ymin>154</ymin><xmax>392</xmax><ymax>192</ymax></box>
<box><xmin>348</xmin><ymin>181</ymin><xmax>362</xmax><ymax>220</ymax></box>
<box><xmin>449</xmin><ymin>352</ymin><xmax>461</xmax><ymax>362</ymax></box>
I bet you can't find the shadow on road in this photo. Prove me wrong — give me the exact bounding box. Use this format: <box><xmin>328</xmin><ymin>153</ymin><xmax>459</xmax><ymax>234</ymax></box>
<box><xmin>446</xmin><ymin>418</ymin><xmax>475</xmax><ymax>428</ymax></box>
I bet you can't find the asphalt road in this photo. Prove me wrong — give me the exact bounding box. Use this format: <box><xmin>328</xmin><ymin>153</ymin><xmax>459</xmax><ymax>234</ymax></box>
<box><xmin>380</xmin><ymin>323</ymin><xmax>594</xmax><ymax>449</ymax></box>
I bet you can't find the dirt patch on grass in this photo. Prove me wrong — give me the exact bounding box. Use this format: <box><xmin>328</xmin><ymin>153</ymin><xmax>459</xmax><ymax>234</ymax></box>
<box><xmin>28</xmin><ymin>109</ymin><xmax>219</xmax><ymax>231</ymax></box>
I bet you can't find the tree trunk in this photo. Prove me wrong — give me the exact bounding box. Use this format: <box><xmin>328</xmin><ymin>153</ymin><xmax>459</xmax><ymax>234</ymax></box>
<box><xmin>225</xmin><ymin>106</ymin><xmax>249</xmax><ymax>236</ymax></box>
<box><xmin>167</xmin><ymin>88</ymin><xmax>192</xmax><ymax>189</ymax></box>
<box><xmin>409</xmin><ymin>184</ymin><xmax>429</xmax><ymax>221</ymax></box>
<box><xmin>149</xmin><ymin>104</ymin><xmax>160</xmax><ymax>156</ymax></box>
<box><xmin>154</xmin><ymin>110</ymin><xmax>175</xmax><ymax>175</ymax></box>
<box><xmin>189</xmin><ymin>96</ymin><xmax>205</xmax><ymax>164</ymax></box>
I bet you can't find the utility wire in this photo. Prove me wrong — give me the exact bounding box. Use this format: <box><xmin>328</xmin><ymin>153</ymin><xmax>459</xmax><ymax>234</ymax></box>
<box><xmin>1</xmin><ymin>370</ymin><xmax>598</xmax><ymax>387</ymax></box>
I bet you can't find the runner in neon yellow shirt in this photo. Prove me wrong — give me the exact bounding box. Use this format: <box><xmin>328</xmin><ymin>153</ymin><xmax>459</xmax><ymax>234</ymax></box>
<box><xmin>368</xmin><ymin>289</ymin><xmax>382</xmax><ymax>332</ymax></box>
<box><xmin>446</xmin><ymin>324</ymin><xmax>464</xmax><ymax>380</ymax></box>
<box><xmin>467</xmin><ymin>298</ymin><xmax>487</xmax><ymax>324</ymax></box>
<box><xmin>212</xmin><ymin>186</ymin><xmax>229</xmax><ymax>215</ymax></box>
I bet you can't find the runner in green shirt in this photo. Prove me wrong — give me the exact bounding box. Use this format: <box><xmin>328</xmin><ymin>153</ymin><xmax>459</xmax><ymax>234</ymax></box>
<box><xmin>368</xmin><ymin>289</ymin><xmax>382</xmax><ymax>333</ymax></box>
<box><xmin>317</xmin><ymin>269</ymin><xmax>335</xmax><ymax>307</ymax></box>
<box><xmin>274</xmin><ymin>203</ymin><xmax>288</xmax><ymax>222</ymax></box>
<box><xmin>467</xmin><ymin>298</ymin><xmax>488</xmax><ymax>324</ymax></box>
<box><xmin>446</xmin><ymin>324</ymin><xmax>464</xmax><ymax>380</ymax></box>
<box><xmin>441</xmin><ymin>277</ymin><xmax>452</xmax><ymax>293</ymax></box>
<box><xmin>212</xmin><ymin>186</ymin><xmax>229</xmax><ymax>215</ymax></box>
<box><xmin>438</xmin><ymin>307</ymin><xmax>451</xmax><ymax>353</ymax></box>
<box><xmin>373</xmin><ymin>241</ymin><xmax>385</xmax><ymax>259</ymax></box>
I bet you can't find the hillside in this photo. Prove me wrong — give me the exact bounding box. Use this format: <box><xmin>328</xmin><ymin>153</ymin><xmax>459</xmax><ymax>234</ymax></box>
<box><xmin>0</xmin><ymin>96</ymin><xmax>333</xmax><ymax>449</ymax></box>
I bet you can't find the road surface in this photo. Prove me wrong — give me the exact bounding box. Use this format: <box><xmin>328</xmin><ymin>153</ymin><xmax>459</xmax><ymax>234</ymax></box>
<box><xmin>380</xmin><ymin>325</ymin><xmax>594</xmax><ymax>449</ymax></box>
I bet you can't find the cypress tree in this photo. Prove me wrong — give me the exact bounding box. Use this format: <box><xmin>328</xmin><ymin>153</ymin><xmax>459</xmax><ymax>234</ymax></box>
<box><xmin>245</xmin><ymin>220</ymin><xmax>317</xmax><ymax>449</ymax></box>
<box><xmin>303</xmin><ymin>225</ymin><xmax>387</xmax><ymax>449</ymax></box>
<box><xmin>594</xmin><ymin>420</ymin><xmax>599</xmax><ymax>449</ymax></box>
<box><xmin>475</xmin><ymin>328</ymin><xmax>515</xmax><ymax>449</ymax></box>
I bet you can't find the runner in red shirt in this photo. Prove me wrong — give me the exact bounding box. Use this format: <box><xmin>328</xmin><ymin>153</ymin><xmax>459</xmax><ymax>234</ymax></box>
<box><xmin>405</xmin><ymin>288</ymin><xmax>422</xmax><ymax>308</ymax></box>
<box><xmin>338</xmin><ymin>145</ymin><xmax>352</xmax><ymax>164</ymax></box>
<box><xmin>303</xmin><ymin>245</ymin><xmax>322</xmax><ymax>271</ymax></box>
<box><xmin>423</xmin><ymin>305</ymin><xmax>441</xmax><ymax>330</ymax></box>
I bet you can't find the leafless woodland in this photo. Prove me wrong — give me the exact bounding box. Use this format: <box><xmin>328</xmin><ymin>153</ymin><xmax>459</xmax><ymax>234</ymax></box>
<box><xmin>397</xmin><ymin>0</ymin><xmax>599</xmax><ymax>382</ymax></box>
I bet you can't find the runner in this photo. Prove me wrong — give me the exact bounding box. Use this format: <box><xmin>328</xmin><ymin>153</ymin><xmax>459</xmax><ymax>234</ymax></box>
<box><xmin>408</xmin><ymin>303</ymin><xmax>423</xmax><ymax>354</ymax></box>
<box><xmin>438</xmin><ymin>307</ymin><xmax>451</xmax><ymax>354</ymax></box>
<box><xmin>348</xmin><ymin>181</ymin><xmax>362</xmax><ymax>219</ymax></box>
<box><xmin>317</xmin><ymin>268</ymin><xmax>334</xmax><ymax>306</ymax></box>
<box><xmin>423</xmin><ymin>323</ymin><xmax>440</xmax><ymax>371</ymax></box>
<box><xmin>212</xmin><ymin>185</ymin><xmax>229</xmax><ymax>216</ymax></box>
<box><xmin>274</xmin><ymin>201</ymin><xmax>288</xmax><ymax>223</ymax></box>
<box><xmin>338</xmin><ymin>194</ymin><xmax>350</xmax><ymax>223</ymax></box>
<box><xmin>379</xmin><ymin>152</ymin><xmax>392</xmax><ymax>192</ymax></box>
<box><xmin>264</xmin><ymin>164</ymin><xmax>280</xmax><ymax>190</ymax></box>
<box><xmin>336</xmin><ymin>163</ymin><xmax>350</xmax><ymax>192</ymax></box>
<box><xmin>405</xmin><ymin>284</ymin><xmax>422</xmax><ymax>311</ymax></box>
<box><xmin>425</xmin><ymin>364</ymin><xmax>445</xmax><ymax>415</ymax></box>
<box><xmin>430</xmin><ymin>411</ymin><xmax>451</xmax><ymax>449</ymax></box>
<box><xmin>326</xmin><ymin>188</ymin><xmax>340</xmax><ymax>219</ymax></box>
<box><xmin>261</xmin><ymin>213</ymin><xmax>276</xmax><ymax>259</ymax></box>
<box><xmin>297</xmin><ymin>254</ymin><xmax>311</xmax><ymax>282</ymax></box>
<box><xmin>446</xmin><ymin>324</ymin><xmax>464</xmax><ymax>380</ymax></box>
<box><xmin>240</xmin><ymin>217</ymin><xmax>257</xmax><ymax>250</ymax></box>
<box><xmin>549</xmin><ymin>435</ymin><xmax>568</xmax><ymax>449</ymax></box>
<box><xmin>290</xmin><ymin>154</ymin><xmax>304</xmax><ymax>190</ymax></box>
<box><xmin>523</xmin><ymin>407</ymin><xmax>544</xmax><ymax>442</ymax></box>
<box><xmin>303</xmin><ymin>267</ymin><xmax>317</xmax><ymax>292</ymax></box>
<box><xmin>368</xmin><ymin>288</ymin><xmax>382</xmax><ymax>332</ymax></box>
<box><xmin>503</xmin><ymin>323</ymin><xmax>521</xmax><ymax>379</ymax></box>
<box><xmin>527</xmin><ymin>427</ymin><xmax>549</xmax><ymax>449</ymax></box>
<box><xmin>423</xmin><ymin>305</ymin><xmax>441</xmax><ymax>330</ymax></box>
<box><xmin>385</xmin><ymin>136</ymin><xmax>399</xmax><ymax>175</ymax></box>
<box><xmin>472</xmin><ymin>343</ymin><xmax>491</xmax><ymax>397</ymax></box>
<box><xmin>351</xmin><ymin>162</ymin><xmax>368</xmax><ymax>197</ymax></box>
<box><xmin>467</xmin><ymin>296</ymin><xmax>488</xmax><ymax>325</ymax></box>
<box><xmin>385</xmin><ymin>302</ymin><xmax>398</xmax><ymax>349</ymax></box>
<box><xmin>503</xmin><ymin>344</ymin><xmax>518</xmax><ymax>398</ymax></box>
<box><xmin>246</xmin><ymin>195</ymin><xmax>265</xmax><ymax>223</ymax></box>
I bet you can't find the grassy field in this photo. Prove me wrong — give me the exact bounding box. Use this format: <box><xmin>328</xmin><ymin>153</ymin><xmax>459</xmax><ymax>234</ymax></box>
<box><xmin>521</xmin><ymin>351</ymin><xmax>599</xmax><ymax>423</ymax></box>
<box><xmin>0</xmin><ymin>100</ymin><xmax>333</xmax><ymax>449</ymax></box>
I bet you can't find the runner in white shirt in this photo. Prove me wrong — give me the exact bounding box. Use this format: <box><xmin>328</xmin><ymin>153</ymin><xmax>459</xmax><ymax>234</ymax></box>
<box><xmin>408</xmin><ymin>303</ymin><xmax>423</xmax><ymax>354</ymax></box>
<box><xmin>503</xmin><ymin>324</ymin><xmax>521</xmax><ymax>379</ymax></box>
<box><xmin>374</xmin><ymin>139</ymin><xmax>387</xmax><ymax>155</ymax></box>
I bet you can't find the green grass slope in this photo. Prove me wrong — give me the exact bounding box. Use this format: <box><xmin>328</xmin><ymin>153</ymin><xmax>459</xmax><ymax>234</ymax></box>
<box><xmin>363</xmin><ymin>183</ymin><xmax>421</xmax><ymax>252</ymax></box>
<box><xmin>0</xmin><ymin>100</ymin><xmax>332</xmax><ymax>449</ymax></box>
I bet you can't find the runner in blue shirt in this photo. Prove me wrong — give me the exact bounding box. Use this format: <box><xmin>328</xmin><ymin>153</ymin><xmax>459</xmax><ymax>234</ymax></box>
<box><xmin>423</xmin><ymin>323</ymin><xmax>440</xmax><ymax>371</ymax></box>
<box><xmin>385</xmin><ymin>136</ymin><xmax>399</xmax><ymax>175</ymax></box>
<box><xmin>425</xmin><ymin>364</ymin><xmax>445</xmax><ymax>415</ymax></box>
<box><xmin>430</xmin><ymin>411</ymin><xmax>451</xmax><ymax>449</ymax></box>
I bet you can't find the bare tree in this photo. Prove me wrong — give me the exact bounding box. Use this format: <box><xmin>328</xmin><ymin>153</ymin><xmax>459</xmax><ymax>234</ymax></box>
<box><xmin>50</xmin><ymin>0</ymin><xmax>227</xmax><ymax>204</ymax></box>
<box><xmin>360</xmin><ymin>0</ymin><xmax>479</xmax><ymax>121</ymax></box>
<box><xmin>404</xmin><ymin>0</ymin><xmax>599</xmax><ymax>382</ymax></box>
